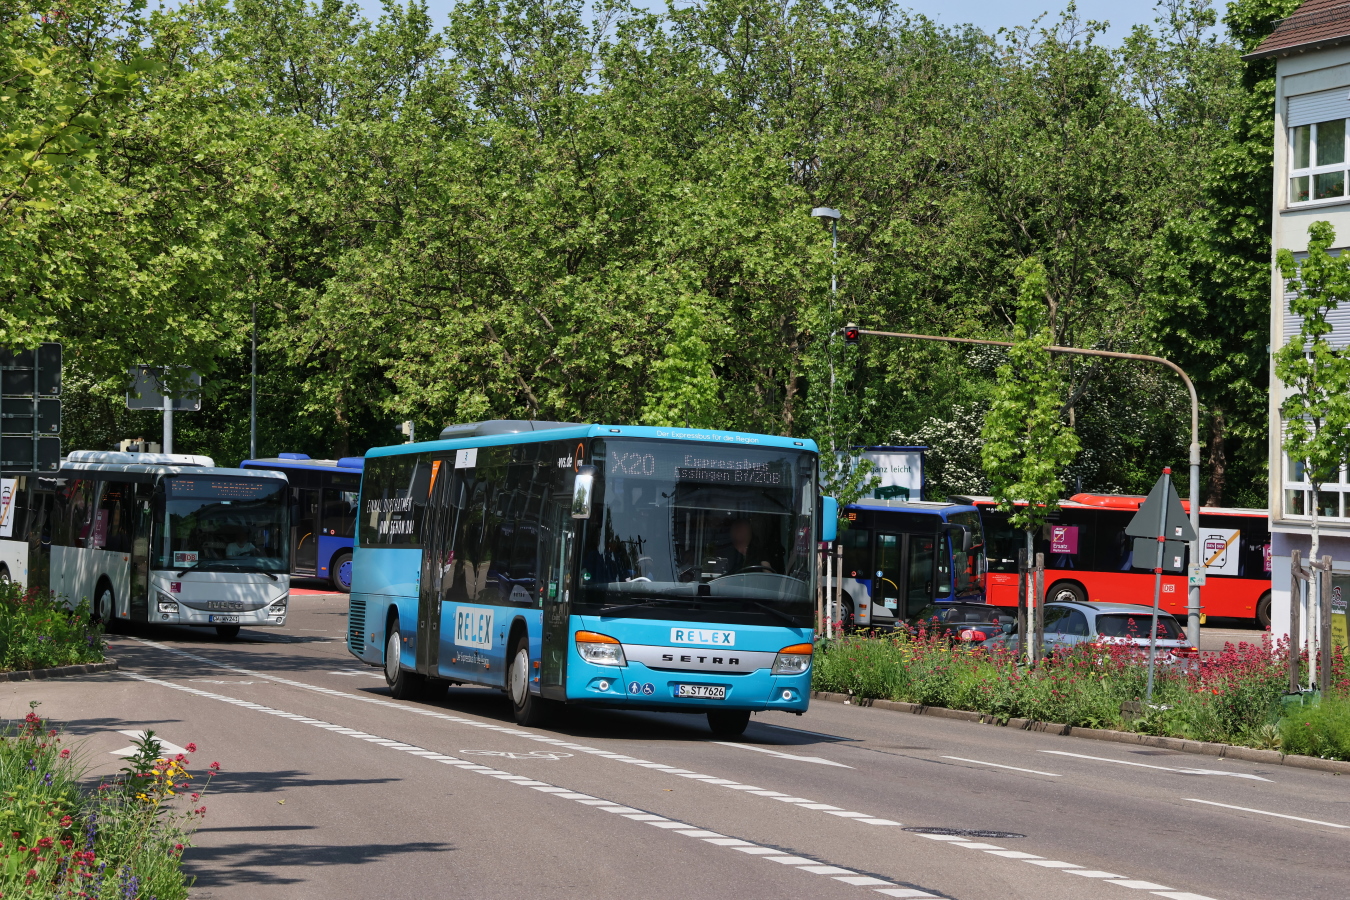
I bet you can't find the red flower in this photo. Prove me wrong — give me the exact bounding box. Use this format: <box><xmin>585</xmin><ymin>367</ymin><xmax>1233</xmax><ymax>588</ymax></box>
<box><xmin>185</xmin><ymin>743</ymin><xmax>197</xmax><ymax>753</ymax></box>
<box><xmin>175</xmin><ymin>843</ymin><xmax>184</xmax><ymax>851</ymax></box>
<box><xmin>209</xmin><ymin>762</ymin><xmax>220</xmax><ymax>770</ymax></box>
<box><xmin>36</xmin><ymin>837</ymin><xmax>53</xmax><ymax>850</ymax></box>
<box><xmin>60</xmin><ymin>748</ymin><xmax>70</xmax><ymax>758</ymax></box>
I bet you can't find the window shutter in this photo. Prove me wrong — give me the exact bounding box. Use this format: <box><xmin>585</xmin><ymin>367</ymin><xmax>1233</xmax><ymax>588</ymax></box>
<box><xmin>1288</xmin><ymin>87</ymin><xmax>1350</xmax><ymax>127</ymax></box>
<box><xmin>1282</xmin><ymin>251</ymin><xmax>1350</xmax><ymax>349</ymax></box>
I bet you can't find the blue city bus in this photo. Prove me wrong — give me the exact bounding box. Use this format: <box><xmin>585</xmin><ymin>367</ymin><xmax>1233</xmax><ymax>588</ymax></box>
<box><xmin>346</xmin><ymin>421</ymin><xmax>836</xmax><ymax>736</ymax></box>
<box><xmin>240</xmin><ymin>454</ymin><xmax>363</xmax><ymax>591</ymax></box>
<box><xmin>827</xmin><ymin>499</ymin><xmax>986</xmax><ymax>629</ymax></box>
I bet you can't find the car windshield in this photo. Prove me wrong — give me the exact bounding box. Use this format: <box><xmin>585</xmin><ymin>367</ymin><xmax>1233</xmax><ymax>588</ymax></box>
<box><xmin>156</xmin><ymin>475</ymin><xmax>289</xmax><ymax>573</ymax></box>
<box><xmin>576</xmin><ymin>439</ymin><xmax>817</xmax><ymax>626</ymax></box>
<box><xmin>1096</xmin><ymin>612</ymin><xmax>1183</xmax><ymax>640</ymax></box>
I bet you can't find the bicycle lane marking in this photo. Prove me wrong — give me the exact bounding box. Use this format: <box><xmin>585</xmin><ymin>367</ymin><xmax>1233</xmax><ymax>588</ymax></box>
<box><xmin>123</xmin><ymin>636</ymin><xmax>1224</xmax><ymax>900</ymax></box>
<box><xmin>118</xmin><ymin>671</ymin><xmax>941</xmax><ymax>899</ymax></box>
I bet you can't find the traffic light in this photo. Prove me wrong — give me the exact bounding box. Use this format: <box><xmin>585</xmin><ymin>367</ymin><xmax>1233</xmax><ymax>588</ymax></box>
<box><xmin>842</xmin><ymin>323</ymin><xmax>861</xmax><ymax>345</ymax></box>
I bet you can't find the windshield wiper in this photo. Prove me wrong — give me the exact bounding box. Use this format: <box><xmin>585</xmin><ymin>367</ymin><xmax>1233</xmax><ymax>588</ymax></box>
<box><xmin>176</xmin><ymin>560</ymin><xmax>278</xmax><ymax>580</ymax></box>
<box><xmin>743</xmin><ymin>600</ymin><xmax>802</xmax><ymax>628</ymax></box>
<box><xmin>597</xmin><ymin>597</ymin><xmax>702</xmax><ymax>617</ymax></box>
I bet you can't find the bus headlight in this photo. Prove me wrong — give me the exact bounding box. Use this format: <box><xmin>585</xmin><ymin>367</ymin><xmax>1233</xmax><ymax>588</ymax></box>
<box><xmin>575</xmin><ymin>631</ymin><xmax>626</xmax><ymax>666</ymax></box>
<box><xmin>269</xmin><ymin>593</ymin><xmax>289</xmax><ymax>612</ymax></box>
<box><xmin>156</xmin><ymin>591</ymin><xmax>179</xmax><ymax>614</ymax></box>
<box><xmin>771</xmin><ymin>643</ymin><xmax>813</xmax><ymax>675</ymax></box>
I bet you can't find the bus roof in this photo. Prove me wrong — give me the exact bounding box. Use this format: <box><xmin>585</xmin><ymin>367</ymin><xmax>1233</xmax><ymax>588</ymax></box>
<box><xmin>847</xmin><ymin>499</ymin><xmax>976</xmax><ymax>513</ymax></box>
<box><xmin>951</xmin><ymin>493</ymin><xmax>1267</xmax><ymax>517</ymax></box>
<box><xmin>241</xmin><ymin>456</ymin><xmax>365</xmax><ymax>471</ymax></box>
<box><xmin>61</xmin><ymin>451</ymin><xmax>287</xmax><ymax>481</ymax></box>
<box><xmin>365</xmin><ymin>422</ymin><xmax>818</xmax><ymax>459</ymax></box>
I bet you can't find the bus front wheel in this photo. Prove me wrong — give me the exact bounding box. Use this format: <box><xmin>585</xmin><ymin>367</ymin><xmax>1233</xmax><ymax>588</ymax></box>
<box><xmin>508</xmin><ymin>639</ymin><xmax>552</xmax><ymax>726</ymax></box>
<box><xmin>707</xmin><ymin>710</ymin><xmax>751</xmax><ymax>737</ymax></box>
<box><xmin>330</xmin><ymin>551</ymin><xmax>353</xmax><ymax>593</ymax></box>
<box><xmin>96</xmin><ymin>582</ymin><xmax>120</xmax><ymax>634</ymax></box>
<box><xmin>1256</xmin><ymin>592</ymin><xmax>1272</xmax><ymax>630</ymax></box>
<box><xmin>385</xmin><ymin>625</ymin><xmax>426</xmax><ymax>700</ymax></box>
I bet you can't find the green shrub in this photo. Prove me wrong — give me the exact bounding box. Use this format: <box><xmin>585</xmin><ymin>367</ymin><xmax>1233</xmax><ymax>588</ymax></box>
<box><xmin>0</xmin><ymin>704</ymin><xmax>215</xmax><ymax>898</ymax></box>
<box><xmin>0</xmin><ymin>581</ymin><xmax>105</xmax><ymax>672</ymax></box>
<box><xmin>1279</xmin><ymin>697</ymin><xmax>1350</xmax><ymax>761</ymax></box>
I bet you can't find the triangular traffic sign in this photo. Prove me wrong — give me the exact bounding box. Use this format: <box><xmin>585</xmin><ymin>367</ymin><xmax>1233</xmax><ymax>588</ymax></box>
<box><xmin>1125</xmin><ymin>474</ymin><xmax>1196</xmax><ymax>542</ymax></box>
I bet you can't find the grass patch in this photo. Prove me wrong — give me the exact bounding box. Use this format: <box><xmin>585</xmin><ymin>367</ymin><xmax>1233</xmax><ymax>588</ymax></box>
<box><xmin>0</xmin><ymin>581</ymin><xmax>105</xmax><ymax>673</ymax></box>
<box><xmin>1279</xmin><ymin>696</ymin><xmax>1350</xmax><ymax>761</ymax></box>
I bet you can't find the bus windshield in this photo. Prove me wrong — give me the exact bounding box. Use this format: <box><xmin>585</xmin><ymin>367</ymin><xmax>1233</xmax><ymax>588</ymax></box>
<box><xmin>156</xmin><ymin>475</ymin><xmax>289</xmax><ymax>573</ymax></box>
<box><xmin>577</xmin><ymin>440</ymin><xmax>816</xmax><ymax>626</ymax></box>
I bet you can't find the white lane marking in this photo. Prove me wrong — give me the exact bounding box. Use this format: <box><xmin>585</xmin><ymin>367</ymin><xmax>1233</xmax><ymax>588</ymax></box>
<box><xmin>1068</xmin><ymin>870</ymin><xmax>1125</xmax><ymax>878</ymax></box>
<box><xmin>1041</xmin><ymin>751</ymin><xmax>1272</xmax><ymax>782</ymax></box>
<box><xmin>459</xmin><ymin>750</ymin><xmax>573</xmax><ymax>760</ymax></box>
<box><xmin>117</xmin><ymin>671</ymin><xmax>941</xmax><ymax>898</ymax></box>
<box><xmin>712</xmin><ymin>741</ymin><xmax>854</xmax><ymax>768</ymax></box>
<box><xmin>123</xmin><ymin>637</ymin><xmax>1224</xmax><ymax>898</ymax></box>
<box><xmin>1152</xmin><ymin>894</ymin><xmax>1221</xmax><ymax>900</ymax></box>
<box><xmin>1184</xmin><ymin>798</ymin><xmax>1348</xmax><ymax>829</ymax></box>
<box><xmin>1109</xmin><ymin>881</ymin><xmax>1173</xmax><ymax>890</ymax></box>
<box><xmin>109</xmin><ymin>730</ymin><xmax>188</xmax><ymax>758</ymax></box>
<box><xmin>941</xmin><ymin>756</ymin><xmax>1061</xmax><ymax>777</ymax></box>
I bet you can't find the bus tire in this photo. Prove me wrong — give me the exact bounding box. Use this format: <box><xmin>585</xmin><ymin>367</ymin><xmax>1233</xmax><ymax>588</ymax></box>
<box><xmin>707</xmin><ymin>710</ymin><xmax>751</xmax><ymax>737</ymax></box>
<box><xmin>385</xmin><ymin>623</ymin><xmax>426</xmax><ymax>700</ymax></box>
<box><xmin>330</xmin><ymin>551</ymin><xmax>353</xmax><ymax>593</ymax></box>
<box><xmin>1046</xmin><ymin>580</ymin><xmax>1087</xmax><ymax>605</ymax></box>
<box><xmin>215</xmin><ymin>625</ymin><xmax>241</xmax><ymax>639</ymax></box>
<box><xmin>95</xmin><ymin>581</ymin><xmax>119</xmax><ymax>634</ymax></box>
<box><xmin>1256</xmin><ymin>591</ymin><xmax>1272</xmax><ymax>630</ymax></box>
<box><xmin>508</xmin><ymin>637</ymin><xmax>551</xmax><ymax>727</ymax></box>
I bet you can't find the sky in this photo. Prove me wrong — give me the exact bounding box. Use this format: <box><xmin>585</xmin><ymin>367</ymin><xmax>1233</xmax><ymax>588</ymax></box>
<box><xmin>349</xmin><ymin>0</ymin><xmax>1186</xmax><ymax>46</ymax></box>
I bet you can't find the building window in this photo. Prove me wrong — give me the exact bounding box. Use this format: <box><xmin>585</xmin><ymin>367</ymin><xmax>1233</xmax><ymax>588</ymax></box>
<box><xmin>1282</xmin><ymin>453</ymin><xmax>1349</xmax><ymax>519</ymax></box>
<box><xmin>1290</xmin><ymin>119</ymin><xmax>1348</xmax><ymax>203</ymax></box>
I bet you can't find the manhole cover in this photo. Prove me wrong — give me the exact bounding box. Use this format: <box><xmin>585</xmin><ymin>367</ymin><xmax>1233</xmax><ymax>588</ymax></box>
<box><xmin>903</xmin><ymin>827</ymin><xmax>1025</xmax><ymax>839</ymax></box>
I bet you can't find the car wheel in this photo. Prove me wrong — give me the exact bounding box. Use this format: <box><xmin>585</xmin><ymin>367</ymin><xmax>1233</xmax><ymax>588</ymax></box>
<box><xmin>96</xmin><ymin>582</ymin><xmax>120</xmax><ymax>634</ymax></box>
<box><xmin>508</xmin><ymin>638</ymin><xmax>551</xmax><ymax>726</ymax></box>
<box><xmin>1046</xmin><ymin>581</ymin><xmax>1086</xmax><ymax>605</ymax></box>
<box><xmin>1256</xmin><ymin>591</ymin><xmax>1272</xmax><ymax>630</ymax></box>
<box><xmin>385</xmin><ymin>623</ymin><xmax>426</xmax><ymax>700</ymax></box>
<box><xmin>330</xmin><ymin>551</ymin><xmax>353</xmax><ymax>593</ymax></box>
<box><xmin>707</xmin><ymin>710</ymin><xmax>751</xmax><ymax>737</ymax></box>
<box><xmin>0</xmin><ymin>564</ymin><xmax>10</xmax><ymax>584</ymax></box>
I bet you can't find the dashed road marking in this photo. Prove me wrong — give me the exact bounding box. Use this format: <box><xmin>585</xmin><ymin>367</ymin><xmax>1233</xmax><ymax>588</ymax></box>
<box><xmin>121</xmin><ymin>637</ymin><xmax>1224</xmax><ymax>899</ymax></box>
<box><xmin>940</xmin><ymin>756</ymin><xmax>1061</xmax><ymax>777</ymax></box>
<box><xmin>120</xmin><ymin>671</ymin><xmax>943</xmax><ymax>899</ymax></box>
<box><xmin>1041</xmin><ymin>750</ymin><xmax>1273</xmax><ymax>782</ymax></box>
<box><xmin>1184</xmin><ymin>798</ymin><xmax>1347</xmax><ymax>829</ymax></box>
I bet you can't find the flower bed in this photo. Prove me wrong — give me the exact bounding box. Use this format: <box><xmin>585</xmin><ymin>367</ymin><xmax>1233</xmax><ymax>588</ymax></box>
<box><xmin>1</xmin><ymin>703</ymin><xmax>216</xmax><ymax>898</ymax></box>
<box><xmin>812</xmin><ymin>629</ymin><xmax>1350</xmax><ymax>759</ymax></box>
<box><xmin>0</xmin><ymin>582</ymin><xmax>104</xmax><ymax>673</ymax></box>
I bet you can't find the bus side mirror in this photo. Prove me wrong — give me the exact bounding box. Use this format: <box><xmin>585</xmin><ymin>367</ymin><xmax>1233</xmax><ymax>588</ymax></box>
<box><xmin>820</xmin><ymin>497</ymin><xmax>838</xmax><ymax>543</ymax></box>
<box><xmin>943</xmin><ymin>523</ymin><xmax>972</xmax><ymax>552</ymax></box>
<box><xmin>571</xmin><ymin>466</ymin><xmax>596</xmax><ymax>519</ymax></box>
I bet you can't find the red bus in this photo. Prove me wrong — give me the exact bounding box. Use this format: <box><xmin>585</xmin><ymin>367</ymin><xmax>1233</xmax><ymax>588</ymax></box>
<box><xmin>958</xmin><ymin>494</ymin><xmax>1272</xmax><ymax>627</ymax></box>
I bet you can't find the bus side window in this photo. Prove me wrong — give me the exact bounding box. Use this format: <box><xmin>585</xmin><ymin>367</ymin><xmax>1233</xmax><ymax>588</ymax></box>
<box><xmin>99</xmin><ymin>481</ymin><xmax>136</xmax><ymax>553</ymax></box>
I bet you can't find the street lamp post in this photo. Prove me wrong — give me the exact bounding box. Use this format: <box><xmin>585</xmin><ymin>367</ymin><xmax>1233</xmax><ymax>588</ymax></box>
<box><xmin>812</xmin><ymin>207</ymin><xmax>842</xmax><ymax>639</ymax></box>
<box><xmin>855</xmin><ymin>327</ymin><xmax>1204</xmax><ymax>647</ymax></box>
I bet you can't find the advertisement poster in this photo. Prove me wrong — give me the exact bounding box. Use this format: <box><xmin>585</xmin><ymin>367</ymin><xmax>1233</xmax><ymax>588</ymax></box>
<box><xmin>1050</xmin><ymin>525</ymin><xmax>1079</xmax><ymax>554</ymax></box>
<box><xmin>1333</xmin><ymin>580</ymin><xmax>1349</xmax><ymax>654</ymax></box>
<box><xmin>1199</xmin><ymin>528</ymin><xmax>1241</xmax><ymax>576</ymax></box>
<box><xmin>0</xmin><ymin>478</ymin><xmax>14</xmax><ymax>538</ymax></box>
<box><xmin>837</xmin><ymin>447</ymin><xmax>924</xmax><ymax>501</ymax></box>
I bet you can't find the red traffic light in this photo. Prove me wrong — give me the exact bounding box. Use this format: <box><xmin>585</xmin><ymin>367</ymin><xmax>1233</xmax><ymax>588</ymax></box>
<box><xmin>842</xmin><ymin>324</ymin><xmax>861</xmax><ymax>344</ymax></box>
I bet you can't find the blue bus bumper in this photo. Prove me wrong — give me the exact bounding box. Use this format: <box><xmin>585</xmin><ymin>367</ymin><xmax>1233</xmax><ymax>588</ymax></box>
<box><xmin>564</xmin><ymin>657</ymin><xmax>811</xmax><ymax>712</ymax></box>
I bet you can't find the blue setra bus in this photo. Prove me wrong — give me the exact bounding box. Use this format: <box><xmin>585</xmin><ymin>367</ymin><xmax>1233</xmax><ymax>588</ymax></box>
<box><xmin>346</xmin><ymin>421</ymin><xmax>835</xmax><ymax>736</ymax></box>
<box><xmin>240</xmin><ymin>454</ymin><xmax>363</xmax><ymax>591</ymax></box>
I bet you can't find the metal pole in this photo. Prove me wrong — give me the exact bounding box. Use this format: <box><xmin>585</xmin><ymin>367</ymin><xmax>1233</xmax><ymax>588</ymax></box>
<box><xmin>161</xmin><ymin>374</ymin><xmax>173</xmax><ymax>456</ymax></box>
<box><xmin>1146</xmin><ymin>467</ymin><xmax>1172</xmax><ymax>701</ymax></box>
<box><xmin>1034</xmin><ymin>552</ymin><xmax>1045</xmax><ymax>664</ymax></box>
<box><xmin>834</xmin><ymin>543</ymin><xmax>843</xmax><ymax>634</ymax></box>
<box><xmin>1321</xmin><ymin>555</ymin><xmax>1333</xmax><ymax>692</ymax></box>
<box><xmin>824</xmin><ymin>542</ymin><xmax>833</xmax><ymax>639</ymax></box>
<box><xmin>1290</xmin><ymin>549</ymin><xmax>1304</xmax><ymax>694</ymax></box>
<box><xmin>1016</xmin><ymin>546</ymin><xmax>1028</xmax><ymax>662</ymax></box>
<box><xmin>250</xmin><ymin>301</ymin><xmax>258</xmax><ymax>460</ymax></box>
<box><xmin>828</xmin><ymin>219</ymin><xmax>838</xmax><ymax>455</ymax></box>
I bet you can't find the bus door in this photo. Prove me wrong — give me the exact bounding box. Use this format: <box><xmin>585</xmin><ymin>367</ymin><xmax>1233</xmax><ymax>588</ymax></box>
<box><xmin>906</xmin><ymin>534</ymin><xmax>937</xmax><ymax>616</ymax></box>
<box><xmin>129</xmin><ymin>482</ymin><xmax>154</xmax><ymax>621</ymax></box>
<box><xmin>292</xmin><ymin>486</ymin><xmax>319</xmax><ymax>575</ymax></box>
<box><xmin>417</xmin><ymin>460</ymin><xmax>453</xmax><ymax>676</ymax></box>
<box><xmin>539</xmin><ymin>501</ymin><xmax>575</xmax><ymax>700</ymax></box>
<box><xmin>871</xmin><ymin>533</ymin><xmax>904</xmax><ymax>625</ymax></box>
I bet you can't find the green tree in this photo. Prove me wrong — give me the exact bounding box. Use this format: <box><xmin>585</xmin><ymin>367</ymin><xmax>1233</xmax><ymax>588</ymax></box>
<box><xmin>640</xmin><ymin>290</ymin><xmax>723</xmax><ymax>428</ymax></box>
<box><xmin>1274</xmin><ymin>221</ymin><xmax>1350</xmax><ymax>569</ymax></box>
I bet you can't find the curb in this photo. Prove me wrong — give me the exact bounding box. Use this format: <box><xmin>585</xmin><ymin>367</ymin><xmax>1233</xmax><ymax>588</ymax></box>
<box><xmin>0</xmin><ymin>660</ymin><xmax>118</xmax><ymax>683</ymax></box>
<box><xmin>809</xmin><ymin>690</ymin><xmax>1350</xmax><ymax>775</ymax></box>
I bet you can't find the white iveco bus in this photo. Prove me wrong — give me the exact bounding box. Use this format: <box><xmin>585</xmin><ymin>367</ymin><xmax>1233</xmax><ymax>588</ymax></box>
<box><xmin>32</xmin><ymin>451</ymin><xmax>291</xmax><ymax>638</ymax></box>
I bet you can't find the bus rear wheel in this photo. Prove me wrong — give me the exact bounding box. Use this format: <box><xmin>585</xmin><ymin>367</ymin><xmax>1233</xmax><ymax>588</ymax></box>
<box><xmin>707</xmin><ymin>710</ymin><xmax>751</xmax><ymax>737</ymax></box>
<box><xmin>96</xmin><ymin>582</ymin><xmax>120</xmax><ymax>634</ymax></box>
<box><xmin>385</xmin><ymin>625</ymin><xmax>426</xmax><ymax>700</ymax></box>
<box><xmin>1256</xmin><ymin>591</ymin><xmax>1272</xmax><ymax>630</ymax></box>
<box><xmin>330</xmin><ymin>551</ymin><xmax>353</xmax><ymax>593</ymax></box>
<box><xmin>508</xmin><ymin>638</ymin><xmax>551</xmax><ymax>727</ymax></box>
<box><xmin>1046</xmin><ymin>581</ymin><xmax>1086</xmax><ymax>605</ymax></box>
<box><xmin>215</xmin><ymin>625</ymin><xmax>240</xmax><ymax>639</ymax></box>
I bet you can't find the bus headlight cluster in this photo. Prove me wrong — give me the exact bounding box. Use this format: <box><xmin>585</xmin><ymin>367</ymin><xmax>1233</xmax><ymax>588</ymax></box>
<box><xmin>156</xmin><ymin>592</ymin><xmax>179</xmax><ymax>614</ymax></box>
<box><xmin>575</xmin><ymin>631</ymin><xmax>626</xmax><ymax>666</ymax></box>
<box><xmin>269</xmin><ymin>593</ymin><xmax>289</xmax><ymax>612</ymax></box>
<box><xmin>771</xmin><ymin>643</ymin><xmax>813</xmax><ymax>675</ymax></box>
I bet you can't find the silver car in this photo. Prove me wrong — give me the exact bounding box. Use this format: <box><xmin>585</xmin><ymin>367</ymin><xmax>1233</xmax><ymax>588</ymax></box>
<box><xmin>985</xmin><ymin>601</ymin><xmax>1200</xmax><ymax>664</ymax></box>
